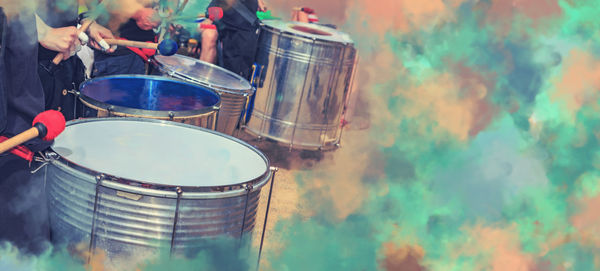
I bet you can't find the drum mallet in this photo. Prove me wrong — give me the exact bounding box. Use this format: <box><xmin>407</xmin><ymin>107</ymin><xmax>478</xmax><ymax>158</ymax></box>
<box><xmin>102</xmin><ymin>38</ymin><xmax>179</xmax><ymax>56</ymax></box>
<box><xmin>0</xmin><ymin>110</ymin><xmax>66</xmax><ymax>155</ymax></box>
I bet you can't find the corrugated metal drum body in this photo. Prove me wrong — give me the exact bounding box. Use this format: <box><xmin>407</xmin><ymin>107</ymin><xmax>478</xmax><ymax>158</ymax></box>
<box><xmin>246</xmin><ymin>21</ymin><xmax>357</xmax><ymax>150</ymax></box>
<box><xmin>41</xmin><ymin>118</ymin><xmax>271</xmax><ymax>260</ymax></box>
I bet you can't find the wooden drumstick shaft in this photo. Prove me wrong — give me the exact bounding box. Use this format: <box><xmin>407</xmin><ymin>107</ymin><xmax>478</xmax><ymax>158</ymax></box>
<box><xmin>0</xmin><ymin>128</ymin><xmax>40</xmax><ymax>155</ymax></box>
<box><xmin>52</xmin><ymin>20</ymin><xmax>94</xmax><ymax>65</ymax></box>
<box><xmin>103</xmin><ymin>39</ymin><xmax>159</xmax><ymax>49</ymax></box>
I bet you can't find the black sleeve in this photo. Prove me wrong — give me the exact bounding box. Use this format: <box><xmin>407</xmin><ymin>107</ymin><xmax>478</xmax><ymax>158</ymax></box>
<box><xmin>0</xmin><ymin>7</ymin><xmax>8</xmax><ymax>134</ymax></box>
<box><xmin>1</xmin><ymin>10</ymin><xmax>51</xmax><ymax>152</ymax></box>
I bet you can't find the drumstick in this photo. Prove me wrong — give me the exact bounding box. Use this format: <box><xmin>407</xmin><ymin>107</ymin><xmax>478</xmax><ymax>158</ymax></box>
<box><xmin>51</xmin><ymin>19</ymin><xmax>93</xmax><ymax>65</ymax></box>
<box><xmin>0</xmin><ymin>110</ymin><xmax>66</xmax><ymax>155</ymax></box>
<box><xmin>103</xmin><ymin>38</ymin><xmax>179</xmax><ymax>56</ymax></box>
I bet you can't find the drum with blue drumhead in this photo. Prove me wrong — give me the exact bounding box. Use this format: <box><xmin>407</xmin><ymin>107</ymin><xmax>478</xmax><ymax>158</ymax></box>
<box><xmin>78</xmin><ymin>75</ymin><xmax>221</xmax><ymax>129</ymax></box>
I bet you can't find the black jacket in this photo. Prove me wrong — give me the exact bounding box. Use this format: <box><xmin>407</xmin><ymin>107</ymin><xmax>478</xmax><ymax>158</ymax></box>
<box><xmin>0</xmin><ymin>8</ymin><xmax>51</xmax><ymax>152</ymax></box>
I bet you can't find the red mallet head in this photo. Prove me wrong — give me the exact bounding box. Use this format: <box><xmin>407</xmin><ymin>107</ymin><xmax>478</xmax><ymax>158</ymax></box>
<box><xmin>207</xmin><ymin>7</ymin><xmax>223</xmax><ymax>21</ymax></box>
<box><xmin>32</xmin><ymin>110</ymin><xmax>66</xmax><ymax>141</ymax></box>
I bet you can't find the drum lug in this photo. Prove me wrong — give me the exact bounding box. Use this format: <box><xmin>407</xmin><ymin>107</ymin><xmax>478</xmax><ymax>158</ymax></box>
<box><xmin>95</xmin><ymin>174</ymin><xmax>104</xmax><ymax>183</ymax></box>
<box><xmin>30</xmin><ymin>151</ymin><xmax>57</xmax><ymax>174</ymax></box>
<box><xmin>107</xmin><ymin>106</ymin><xmax>115</xmax><ymax>117</ymax></box>
<box><xmin>243</xmin><ymin>183</ymin><xmax>254</xmax><ymax>191</ymax></box>
<box><xmin>168</xmin><ymin>111</ymin><xmax>175</xmax><ymax>120</ymax></box>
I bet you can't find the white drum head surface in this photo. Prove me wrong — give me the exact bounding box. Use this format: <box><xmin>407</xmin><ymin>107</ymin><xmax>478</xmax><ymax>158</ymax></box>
<box><xmin>154</xmin><ymin>55</ymin><xmax>252</xmax><ymax>93</ymax></box>
<box><xmin>52</xmin><ymin>119</ymin><xmax>268</xmax><ymax>187</ymax></box>
<box><xmin>262</xmin><ymin>20</ymin><xmax>354</xmax><ymax>44</ymax></box>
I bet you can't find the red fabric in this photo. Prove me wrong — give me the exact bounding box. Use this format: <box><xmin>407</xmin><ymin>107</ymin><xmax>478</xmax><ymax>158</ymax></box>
<box><xmin>301</xmin><ymin>7</ymin><xmax>315</xmax><ymax>14</ymax></box>
<box><xmin>0</xmin><ymin>136</ymin><xmax>34</xmax><ymax>162</ymax></box>
<box><xmin>199</xmin><ymin>24</ymin><xmax>216</xmax><ymax>30</ymax></box>
<box><xmin>32</xmin><ymin>110</ymin><xmax>65</xmax><ymax>141</ymax></box>
<box><xmin>119</xmin><ymin>37</ymin><xmax>157</xmax><ymax>62</ymax></box>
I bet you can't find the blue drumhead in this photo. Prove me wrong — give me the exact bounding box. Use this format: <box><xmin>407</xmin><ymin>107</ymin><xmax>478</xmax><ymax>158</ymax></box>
<box><xmin>80</xmin><ymin>75</ymin><xmax>220</xmax><ymax>111</ymax></box>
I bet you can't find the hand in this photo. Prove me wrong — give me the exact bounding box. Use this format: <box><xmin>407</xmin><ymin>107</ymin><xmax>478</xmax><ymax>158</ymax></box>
<box><xmin>133</xmin><ymin>7</ymin><xmax>160</xmax><ymax>30</ymax></box>
<box><xmin>258</xmin><ymin>0</ymin><xmax>267</xmax><ymax>12</ymax></box>
<box><xmin>39</xmin><ymin>26</ymin><xmax>80</xmax><ymax>58</ymax></box>
<box><xmin>86</xmin><ymin>21</ymin><xmax>117</xmax><ymax>53</ymax></box>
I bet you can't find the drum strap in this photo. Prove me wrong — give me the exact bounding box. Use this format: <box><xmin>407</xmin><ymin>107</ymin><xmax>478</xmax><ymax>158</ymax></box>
<box><xmin>0</xmin><ymin>136</ymin><xmax>34</xmax><ymax>162</ymax></box>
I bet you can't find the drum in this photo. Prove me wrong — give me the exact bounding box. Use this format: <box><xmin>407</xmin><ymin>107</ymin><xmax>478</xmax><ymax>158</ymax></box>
<box><xmin>246</xmin><ymin>21</ymin><xmax>358</xmax><ymax>150</ymax></box>
<box><xmin>78</xmin><ymin>75</ymin><xmax>221</xmax><ymax>129</ymax></box>
<box><xmin>38</xmin><ymin>118</ymin><xmax>273</xmax><ymax>264</ymax></box>
<box><xmin>151</xmin><ymin>54</ymin><xmax>254</xmax><ymax>135</ymax></box>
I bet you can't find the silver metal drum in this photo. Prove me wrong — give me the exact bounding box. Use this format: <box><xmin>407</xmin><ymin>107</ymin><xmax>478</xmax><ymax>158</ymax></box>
<box><xmin>246</xmin><ymin>21</ymin><xmax>358</xmax><ymax>150</ymax></box>
<box><xmin>38</xmin><ymin>118</ymin><xmax>272</xmax><ymax>264</ymax></box>
<box><xmin>152</xmin><ymin>54</ymin><xmax>255</xmax><ymax>135</ymax></box>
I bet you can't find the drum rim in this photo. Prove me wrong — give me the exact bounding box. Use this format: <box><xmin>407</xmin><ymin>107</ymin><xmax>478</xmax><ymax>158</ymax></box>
<box><xmin>261</xmin><ymin>20</ymin><xmax>354</xmax><ymax>44</ymax></box>
<box><xmin>47</xmin><ymin>117</ymin><xmax>272</xmax><ymax>194</ymax></box>
<box><xmin>79</xmin><ymin>75</ymin><xmax>222</xmax><ymax>117</ymax></box>
<box><xmin>152</xmin><ymin>55</ymin><xmax>255</xmax><ymax>95</ymax></box>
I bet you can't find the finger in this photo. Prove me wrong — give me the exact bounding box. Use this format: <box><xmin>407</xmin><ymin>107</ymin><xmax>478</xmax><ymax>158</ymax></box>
<box><xmin>88</xmin><ymin>40</ymin><xmax>100</xmax><ymax>50</ymax></box>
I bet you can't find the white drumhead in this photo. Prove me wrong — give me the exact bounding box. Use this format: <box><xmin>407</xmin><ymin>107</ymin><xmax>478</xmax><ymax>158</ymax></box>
<box><xmin>262</xmin><ymin>20</ymin><xmax>354</xmax><ymax>44</ymax></box>
<box><xmin>52</xmin><ymin>118</ymin><xmax>268</xmax><ymax>187</ymax></box>
<box><xmin>154</xmin><ymin>55</ymin><xmax>252</xmax><ymax>94</ymax></box>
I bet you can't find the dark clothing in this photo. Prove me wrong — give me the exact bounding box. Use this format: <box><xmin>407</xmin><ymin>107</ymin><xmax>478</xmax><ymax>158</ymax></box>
<box><xmin>209</xmin><ymin>0</ymin><xmax>260</xmax><ymax>79</ymax></box>
<box><xmin>0</xmin><ymin>155</ymin><xmax>50</xmax><ymax>254</ymax></box>
<box><xmin>92</xmin><ymin>19</ymin><xmax>155</xmax><ymax>77</ymax></box>
<box><xmin>94</xmin><ymin>19</ymin><xmax>156</xmax><ymax>61</ymax></box>
<box><xmin>218</xmin><ymin>27</ymin><xmax>259</xmax><ymax>79</ymax></box>
<box><xmin>38</xmin><ymin>57</ymin><xmax>86</xmax><ymax>120</ymax></box>
<box><xmin>0</xmin><ymin>8</ymin><xmax>51</xmax><ymax>255</ymax></box>
<box><xmin>92</xmin><ymin>52</ymin><xmax>147</xmax><ymax>77</ymax></box>
<box><xmin>0</xmin><ymin>10</ymin><xmax>50</xmax><ymax>151</ymax></box>
<box><xmin>213</xmin><ymin>0</ymin><xmax>258</xmax><ymax>31</ymax></box>
<box><xmin>36</xmin><ymin>0</ymin><xmax>84</xmax><ymax>121</ymax></box>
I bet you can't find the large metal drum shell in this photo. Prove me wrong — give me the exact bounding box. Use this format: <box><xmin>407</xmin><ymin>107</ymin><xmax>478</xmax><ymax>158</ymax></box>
<box><xmin>246</xmin><ymin>22</ymin><xmax>357</xmax><ymax>150</ymax></box>
<box><xmin>46</xmin><ymin>161</ymin><xmax>264</xmax><ymax>257</ymax></box>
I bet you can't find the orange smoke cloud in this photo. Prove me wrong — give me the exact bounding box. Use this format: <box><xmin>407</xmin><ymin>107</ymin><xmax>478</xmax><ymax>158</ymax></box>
<box><xmin>453</xmin><ymin>224</ymin><xmax>534</xmax><ymax>271</ymax></box>
<box><xmin>387</xmin><ymin>69</ymin><xmax>494</xmax><ymax>143</ymax></box>
<box><xmin>571</xmin><ymin>182</ymin><xmax>600</xmax><ymax>247</ymax></box>
<box><xmin>551</xmin><ymin>49</ymin><xmax>600</xmax><ymax>122</ymax></box>
<box><xmin>378</xmin><ymin>242</ymin><xmax>425</xmax><ymax>271</ymax></box>
<box><xmin>350</xmin><ymin>0</ymin><xmax>468</xmax><ymax>35</ymax></box>
<box><xmin>301</xmin><ymin>129</ymin><xmax>383</xmax><ymax>221</ymax></box>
